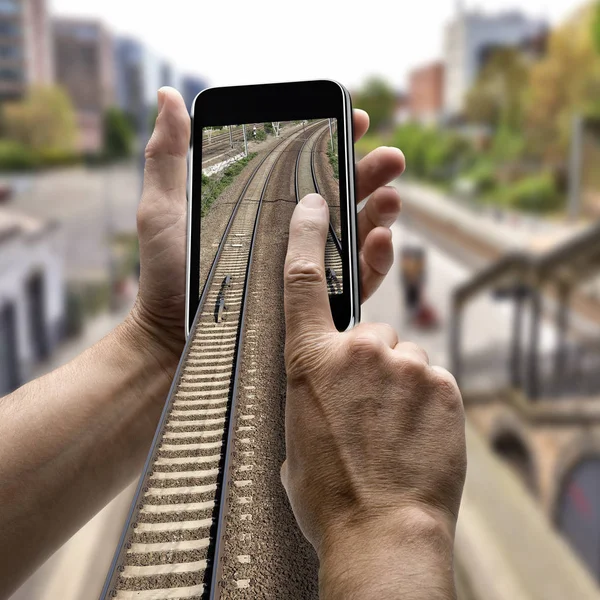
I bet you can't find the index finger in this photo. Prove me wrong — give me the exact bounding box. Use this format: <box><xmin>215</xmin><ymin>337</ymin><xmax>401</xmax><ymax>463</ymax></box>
<box><xmin>284</xmin><ymin>194</ymin><xmax>335</xmax><ymax>346</ymax></box>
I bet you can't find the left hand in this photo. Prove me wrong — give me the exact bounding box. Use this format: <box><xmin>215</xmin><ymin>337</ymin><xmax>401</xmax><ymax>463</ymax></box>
<box><xmin>132</xmin><ymin>87</ymin><xmax>405</xmax><ymax>359</ymax></box>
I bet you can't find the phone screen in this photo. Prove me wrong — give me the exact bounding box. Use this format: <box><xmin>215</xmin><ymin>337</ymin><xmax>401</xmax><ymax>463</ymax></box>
<box><xmin>197</xmin><ymin>119</ymin><xmax>344</xmax><ymax>310</ymax></box>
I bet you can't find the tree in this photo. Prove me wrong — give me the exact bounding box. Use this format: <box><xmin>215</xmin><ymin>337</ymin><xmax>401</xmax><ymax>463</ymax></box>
<box><xmin>3</xmin><ymin>86</ymin><xmax>77</xmax><ymax>152</ymax></box>
<box><xmin>103</xmin><ymin>107</ymin><xmax>135</xmax><ymax>161</ymax></box>
<box><xmin>353</xmin><ymin>77</ymin><xmax>397</xmax><ymax>131</ymax></box>
<box><xmin>526</xmin><ymin>4</ymin><xmax>600</xmax><ymax>162</ymax></box>
<box><xmin>593</xmin><ymin>0</ymin><xmax>600</xmax><ymax>55</ymax></box>
<box><xmin>465</xmin><ymin>48</ymin><xmax>530</xmax><ymax>132</ymax></box>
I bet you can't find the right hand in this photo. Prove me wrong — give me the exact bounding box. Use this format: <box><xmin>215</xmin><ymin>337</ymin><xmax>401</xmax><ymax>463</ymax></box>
<box><xmin>281</xmin><ymin>193</ymin><xmax>466</xmax><ymax>596</ymax></box>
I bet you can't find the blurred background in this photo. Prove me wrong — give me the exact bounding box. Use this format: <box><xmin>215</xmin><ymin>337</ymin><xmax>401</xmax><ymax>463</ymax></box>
<box><xmin>3</xmin><ymin>0</ymin><xmax>600</xmax><ymax>598</ymax></box>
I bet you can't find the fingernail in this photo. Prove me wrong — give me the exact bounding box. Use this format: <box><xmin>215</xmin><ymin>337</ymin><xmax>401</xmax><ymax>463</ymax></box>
<box><xmin>301</xmin><ymin>194</ymin><xmax>325</xmax><ymax>209</ymax></box>
<box><xmin>157</xmin><ymin>88</ymin><xmax>167</xmax><ymax>115</ymax></box>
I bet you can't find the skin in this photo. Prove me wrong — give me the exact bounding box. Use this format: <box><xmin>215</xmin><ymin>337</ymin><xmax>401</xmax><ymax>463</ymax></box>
<box><xmin>0</xmin><ymin>87</ymin><xmax>464</xmax><ymax>599</ymax></box>
<box><xmin>281</xmin><ymin>194</ymin><xmax>467</xmax><ymax>599</ymax></box>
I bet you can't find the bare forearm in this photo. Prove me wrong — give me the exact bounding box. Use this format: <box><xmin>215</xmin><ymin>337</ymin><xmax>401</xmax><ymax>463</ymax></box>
<box><xmin>0</xmin><ymin>311</ymin><xmax>181</xmax><ymax>596</ymax></box>
<box><xmin>319</xmin><ymin>508</ymin><xmax>457</xmax><ymax>600</ymax></box>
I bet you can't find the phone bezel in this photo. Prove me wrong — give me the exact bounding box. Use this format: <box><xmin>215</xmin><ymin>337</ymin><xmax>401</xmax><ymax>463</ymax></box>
<box><xmin>186</xmin><ymin>79</ymin><xmax>360</xmax><ymax>336</ymax></box>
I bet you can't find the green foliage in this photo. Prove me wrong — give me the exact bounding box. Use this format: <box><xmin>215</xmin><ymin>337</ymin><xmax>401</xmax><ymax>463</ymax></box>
<box><xmin>353</xmin><ymin>77</ymin><xmax>397</xmax><ymax>131</ymax></box>
<box><xmin>465</xmin><ymin>160</ymin><xmax>497</xmax><ymax>194</ymax></box>
<box><xmin>392</xmin><ymin>124</ymin><xmax>472</xmax><ymax>181</ymax></box>
<box><xmin>593</xmin><ymin>1</ymin><xmax>600</xmax><ymax>55</ymax></box>
<box><xmin>465</xmin><ymin>48</ymin><xmax>530</xmax><ymax>131</ymax></box>
<box><xmin>254</xmin><ymin>129</ymin><xmax>266</xmax><ymax>142</ymax></box>
<box><xmin>327</xmin><ymin>140</ymin><xmax>339</xmax><ymax>179</ymax></box>
<box><xmin>103</xmin><ymin>107</ymin><xmax>135</xmax><ymax>161</ymax></box>
<box><xmin>490</xmin><ymin>126</ymin><xmax>526</xmax><ymax>163</ymax></box>
<box><xmin>36</xmin><ymin>147</ymin><xmax>81</xmax><ymax>168</ymax></box>
<box><xmin>264</xmin><ymin>122</ymin><xmax>274</xmax><ymax>134</ymax></box>
<box><xmin>0</xmin><ymin>141</ymin><xmax>83</xmax><ymax>172</ymax></box>
<box><xmin>201</xmin><ymin>153</ymin><xmax>257</xmax><ymax>216</ymax></box>
<box><xmin>3</xmin><ymin>86</ymin><xmax>77</xmax><ymax>152</ymax></box>
<box><xmin>499</xmin><ymin>173</ymin><xmax>561</xmax><ymax>212</ymax></box>
<box><xmin>0</xmin><ymin>140</ymin><xmax>38</xmax><ymax>171</ymax></box>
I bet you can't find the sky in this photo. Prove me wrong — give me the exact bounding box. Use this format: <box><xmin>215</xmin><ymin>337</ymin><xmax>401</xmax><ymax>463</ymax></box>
<box><xmin>51</xmin><ymin>0</ymin><xmax>580</xmax><ymax>91</ymax></box>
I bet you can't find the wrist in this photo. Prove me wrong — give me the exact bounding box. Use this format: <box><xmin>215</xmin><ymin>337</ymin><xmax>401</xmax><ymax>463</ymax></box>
<box><xmin>118</xmin><ymin>300</ymin><xmax>184</xmax><ymax>383</ymax></box>
<box><xmin>319</xmin><ymin>505</ymin><xmax>456</xmax><ymax>600</ymax></box>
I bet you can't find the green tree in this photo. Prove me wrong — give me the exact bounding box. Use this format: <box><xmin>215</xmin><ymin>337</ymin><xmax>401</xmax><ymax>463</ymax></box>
<box><xmin>526</xmin><ymin>4</ymin><xmax>600</xmax><ymax>162</ymax></box>
<box><xmin>3</xmin><ymin>85</ymin><xmax>77</xmax><ymax>152</ymax></box>
<box><xmin>354</xmin><ymin>77</ymin><xmax>397</xmax><ymax>131</ymax></box>
<box><xmin>103</xmin><ymin>107</ymin><xmax>135</xmax><ymax>161</ymax></box>
<box><xmin>593</xmin><ymin>0</ymin><xmax>600</xmax><ymax>54</ymax></box>
<box><xmin>465</xmin><ymin>48</ymin><xmax>530</xmax><ymax>132</ymax></box>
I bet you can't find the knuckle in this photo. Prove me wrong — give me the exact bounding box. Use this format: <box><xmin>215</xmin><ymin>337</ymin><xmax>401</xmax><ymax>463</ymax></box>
<box><xmin>285</xmin><ymin>258</ymin><xmax>325</xmax><ymax>288</ymax></box>
<box><xmin>347</xmin><ymin>332</ymin><xmax>385</xmax><ymax>360</ymax></box>
<box><xmin>404</xmin><ymin>342</ymin><xmax>429</xmax><ymax>362</ymax></box>
<box><xmin>398</xmin><ymin>356</ymin><xmax>428</xmax><ymax>379</ymax></box>
<box><xmin>431</xmin><ymin>368</ymin><xmax>464</xmax><ymax>413</ymax></box>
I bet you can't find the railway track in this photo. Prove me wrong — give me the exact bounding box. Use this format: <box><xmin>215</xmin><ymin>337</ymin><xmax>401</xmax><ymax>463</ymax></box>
<box><xmin>294</xmin><ymin>122</ymin><xmax>343</xmax><ymax>295</ymax></box>
<box><xmin>100</xmin><ymin>122</ymin><xmax>324</xmax><ymax>600</ymax></box>
<box><xmin>202</xmin><ymin>125</ymin><xmax>268</xmax><ymax>166</ymax></box>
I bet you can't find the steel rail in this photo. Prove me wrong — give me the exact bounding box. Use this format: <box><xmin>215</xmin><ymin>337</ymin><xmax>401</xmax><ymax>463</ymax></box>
<box><xmin>208</xmin><ymin>120</ymin><xmax>327</xmax><ymax>599</ymax></box>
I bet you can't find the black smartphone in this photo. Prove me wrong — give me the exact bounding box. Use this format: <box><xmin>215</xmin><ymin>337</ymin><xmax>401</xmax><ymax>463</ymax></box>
<box><xmin>185</xmin><ymin>80</ymin><xmax>360</xmax><ymax>336</ymax></box>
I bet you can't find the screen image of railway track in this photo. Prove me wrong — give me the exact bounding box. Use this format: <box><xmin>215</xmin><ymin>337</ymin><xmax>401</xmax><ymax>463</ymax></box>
<box><xmin>101</xmin><ymin>119</ymin><xmax>341</xmax><ymax>599</ymax></box>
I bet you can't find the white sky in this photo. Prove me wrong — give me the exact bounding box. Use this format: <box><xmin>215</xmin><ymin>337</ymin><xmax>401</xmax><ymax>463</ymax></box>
<box><xmin>51</xmin><ymin>0</ymin><xmax>579</xmax><ymax>91</ymax></box>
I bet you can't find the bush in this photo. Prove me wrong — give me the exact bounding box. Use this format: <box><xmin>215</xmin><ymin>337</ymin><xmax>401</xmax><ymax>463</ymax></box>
<box><xmin>253</xmin><ymin>129</ymin><xmax>266</xmax><ymax>142</ymax></box>
<box><xmin>500</xmin><ymin>173</ymin><xmax>561</xmax><ymax>212</ymax></box>
<box><xmin>0</xmin><ymin>140</ymin><xmax>38</xmax><ymax>171</ymax></box>
<box><xmin>264</xmin><ymin>122</ymin><xmax>273</xmax><ymax>134</ymax></box>
<box><xmin>104</xmin><ymin>107</ymin><xmax>135</xmax><ymax>161</ymax></box>
<box><xmin>465</xmin><ymin>161</ymin><xmax>497</xmax><ymax>194</ymax></box>
<box><xmin>327</xmin><ymin>140</ymin><xmax>339</xmax><ymax>179</ymax></box>
<box><xmin>37</xmin><ymin>147</ymin><xmax>81</xmax><ymax>168</ymax></box>
<box><xmin>392</xmin><ymin>124</ymin><xmax>473</xmax><ymax>182</ymax></box>
<box><xmin>201</xmin><ymin>152</ymin><xmax>257</xmax><ymax>216</ymax></box>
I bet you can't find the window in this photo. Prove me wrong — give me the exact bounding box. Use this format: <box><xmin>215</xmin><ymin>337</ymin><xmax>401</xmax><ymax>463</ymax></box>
<box><xmin>0</xmin><ymin>21</ymin><xmax>19</xmax><ymax>36</ymax></box>
<box><xmin>0</xmin><ymin>0</ymin><xmax>19</xmax><ymax>16</ymax></box>
<box><xmin>0</xmin><ymin>68</ymin><xmax>22</xmax><ymax>81</ymax></box>
<box><xmin>0</xmin><ymin>45</ymin><xmax>20</xmax><ymax>59</ymax></box>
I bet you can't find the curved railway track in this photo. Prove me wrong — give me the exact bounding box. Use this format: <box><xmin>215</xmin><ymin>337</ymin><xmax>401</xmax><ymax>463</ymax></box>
<box><xmin>294</xmin><ymin>122</ymin><xmax>343</xmax><ymax>295</ymax></box>
<box><xmin>100</xmin><ymin>122</ymin><xmax>325</xmax><ymax>600</ymax></box>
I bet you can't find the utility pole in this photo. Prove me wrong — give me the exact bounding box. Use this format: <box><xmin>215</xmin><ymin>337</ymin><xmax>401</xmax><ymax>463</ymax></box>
<box><xmin>568</xmin><ymin>114</ymin><xmax>584</xmax><ymax>222</ymax></box>
<box><xmin>328</xmin><ymin>118</ymin><xmax>334</xmax><ymax>152</ymax></box>
<box><xmin>229</xmin><ymin>125</ymin><xmax>233</xmax><ymax>148</ymax></box>
<box><xmin>242</xmin><ymin>124</ymin><xmax>248</xmax><ymax>157</ymax></box>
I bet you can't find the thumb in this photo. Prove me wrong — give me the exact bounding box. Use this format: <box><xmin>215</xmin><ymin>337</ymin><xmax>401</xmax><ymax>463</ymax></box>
<box><xmin>284</xmin><ymin>194</ymin><xmax>335</xmax><ymax>346</ymax></box>
<box><xmin>142</xmin><ymin>87</ymin><xmax>190</xmax><ymax>204</ymax></box>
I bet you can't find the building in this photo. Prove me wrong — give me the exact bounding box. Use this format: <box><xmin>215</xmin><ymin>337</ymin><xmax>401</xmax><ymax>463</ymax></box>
<box><xmin>443</xmin><ymin>8</ymin><xmax>547</xmax><ymax>118</ymax></box>
<box><xmin>0</xmin><ymin>0</ymin><xmax>53</xmax><ymax>100</ymax></box>
<box><xmin>0</xmin><ymin>208</ymin><xmax>65</xmax><ymax>395</ymax></box>
<box><xmin>181</xmin><ymin>74</ymin><xmax>208</xmax><ymax>113</ymax></box>
<box><xmin>52</xmin><ymin>17</ymin><xmax>116</xmax><ymax>152</ymax></box>
<box><xmin>114</xmin><ymin>36</ymin><xmax>144</xmax><ymax>119</ymax></box>
<box><xmin>409</xmin><ymin>61</ymin><xmax>445</xmax><ymax>125</ymax></box>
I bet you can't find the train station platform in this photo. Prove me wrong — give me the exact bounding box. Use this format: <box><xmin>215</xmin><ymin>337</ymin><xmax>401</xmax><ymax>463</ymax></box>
<box><xmin>456</xmin><ymin>421</ymin><xmax>600</xmax><ymax>600</ymax></box>
<box><xmin>395</xmin><ymin>179</ymin><xmax>585</xmax><ymax>258</ymax></box>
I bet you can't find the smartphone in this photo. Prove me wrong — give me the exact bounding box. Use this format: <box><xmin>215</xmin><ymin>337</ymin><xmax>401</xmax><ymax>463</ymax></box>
<box><xmin>185</xmin><ymin>80</ymin><xmax>360</xmax><ymax>336</ymax></box>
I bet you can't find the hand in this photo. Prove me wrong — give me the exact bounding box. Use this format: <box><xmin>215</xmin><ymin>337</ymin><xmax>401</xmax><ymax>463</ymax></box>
<box><xmin>131</xmin><ymin>89</ymin><xmax>404</xmax><ymax>362</ymax></box>
<box><xmin>281</xmin><ymin>195</ymin><xmax>466</xmax><ymax>599</ymax></box>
